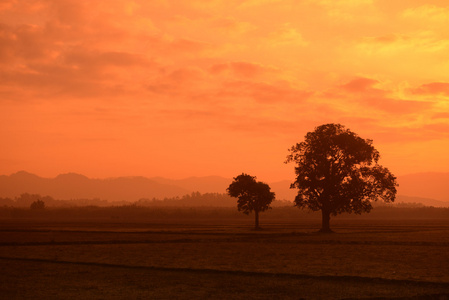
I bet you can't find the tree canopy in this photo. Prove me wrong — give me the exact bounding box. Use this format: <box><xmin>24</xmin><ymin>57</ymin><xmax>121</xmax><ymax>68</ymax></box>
<box><xmin>227</xmin><ymin>173</ymin><xmax>275</xmax><ymax>229</ymax></box>
<box><xmin>285</xmin><ymin>123</ymin><xmax>397</xmax><ymax>232</ymax></box>
<box><xmin>30</xmin><ymin>199</ymin><xmax>45</xmax><ymax>210</ymax></box>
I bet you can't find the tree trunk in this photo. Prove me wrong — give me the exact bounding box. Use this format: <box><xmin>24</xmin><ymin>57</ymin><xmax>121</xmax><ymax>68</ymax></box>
<box><xmin>319</xmin><ymin>209</ymin><xmax>332</xmax><ymax>233</ymax></box>
<box><xmin>255</xmin><ymin>210</ymin><xmax>260</xmax><ymax>230</ymax></box>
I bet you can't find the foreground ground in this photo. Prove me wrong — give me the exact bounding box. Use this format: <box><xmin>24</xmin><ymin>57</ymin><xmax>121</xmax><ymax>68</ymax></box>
<box><xmin>0</xmin><ymin>217</ymin><xmax>448</xmax><ymax>299</ymax></box>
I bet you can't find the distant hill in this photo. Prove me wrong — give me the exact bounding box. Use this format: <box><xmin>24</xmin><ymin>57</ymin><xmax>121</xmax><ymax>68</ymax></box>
<box><xmin>0</xmin><ymin>171</ymin><xmax>189</xmax><ymax>202</ymax></box>
<box><xmin>396</xmin><ymin>172</ymin><xmax>449</xmax><ymax>203</ymax></box>
<box><xmin>0</xmin><ymin>171</ymin><xmax>448</xmax><ymax>207</ymax></box>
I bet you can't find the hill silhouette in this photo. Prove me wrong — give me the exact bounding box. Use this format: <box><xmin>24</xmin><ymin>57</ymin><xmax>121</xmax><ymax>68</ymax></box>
<box><xmin>396</xmin><ymin>172</ymin><xmax>449</xmax><ymax>203</ymax></box>
<box><xmin>0</xmin><ymin>171</ymin><xmax>189</xmax><ymax>202</ymax></box>
<box><xmin>0</xmin><ymin>171</ymin><xmax>448</xmax><ymax>206</ymax></box>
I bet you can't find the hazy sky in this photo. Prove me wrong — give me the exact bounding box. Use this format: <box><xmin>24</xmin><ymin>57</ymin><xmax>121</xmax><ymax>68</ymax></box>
<box><xmin>1</xmin><ymin>0</ymin><xmax>448</xmax><ymax>181</ymax></box>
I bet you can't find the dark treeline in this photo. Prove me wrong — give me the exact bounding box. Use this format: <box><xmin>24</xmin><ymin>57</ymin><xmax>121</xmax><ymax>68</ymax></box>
<box><xmin>0</xmin><ymin>193</ymin><xmax>110</xmax><ymax>207</ymax></box>
<box><xmin>0</xmin><ymin>203</ymin><xmax>449</xmax><ymax>222</ymax></box>
<box><xmin>0</xmin><ymin>192</ymin><xmax>292</xmax><ymax>208</ymax></box>
<box><xmin>136</xmin><ymin>192</ymin><xmax>235</xmax><ymax>207</ymax></box>
<box><xmin>137</xmin><ymin>192</ymin><xmax>291</xmax><ymax>207</ymax></box>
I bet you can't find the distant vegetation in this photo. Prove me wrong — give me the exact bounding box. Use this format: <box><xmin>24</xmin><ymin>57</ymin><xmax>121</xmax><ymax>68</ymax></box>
<box><xmin>136</xmin><ymin>192</ymin><xmax>235</xmax><ymax>207</ymax></box>
<box><xmin>0</xmin><ymin>192</ymin><xmax>290</xmax><ymax>209</ymax></box>
<box><xmin>0</xmin><ymin>193</ymin><xmax>109</xmax><ymax>208</ymax></box>
<box><xmin>0</xmin><ymin>203</ymin><xmax>448</xmax><ymax>223</ymax></box>
<box><xmin>30</xmin><ymin>199</ymin><xmax>45</xmax><ymax>210</ymax></box>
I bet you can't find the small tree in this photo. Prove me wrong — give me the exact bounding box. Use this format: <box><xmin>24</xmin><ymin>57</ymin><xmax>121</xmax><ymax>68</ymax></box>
<box><xmin>227</xmin><ymin>173</ymin><xmax>275</xmax><ymax>230</ymax></box>
<box><xmin>285</xmin><ymin>123</ymin><xmax>397</xmax><ymax>232</ymax></box>
<box><xmin>30</xmin><ymin>199</ymin><xmax>45</xmax><ymax>210</ymax></box>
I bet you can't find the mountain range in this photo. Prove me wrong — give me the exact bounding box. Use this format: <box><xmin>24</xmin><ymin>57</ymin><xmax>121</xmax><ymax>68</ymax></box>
<box><xmin>0</xmin><ymin>171</ymin><xmax>448</xmax><ymax>207</ymax></box>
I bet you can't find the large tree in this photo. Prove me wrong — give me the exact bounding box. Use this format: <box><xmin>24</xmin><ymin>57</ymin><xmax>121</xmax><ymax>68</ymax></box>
<box><xmin>227</xmin><ymin>173</ymin><xmax>275</xmax><ymax>230</ymax></box>
<box><xmin>285</xmin><ymin>123</ymin><xmax>397</xmax><ymax>232</ymax></box>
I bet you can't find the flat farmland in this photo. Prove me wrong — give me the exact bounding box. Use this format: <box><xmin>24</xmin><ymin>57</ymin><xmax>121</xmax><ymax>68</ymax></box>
<box><xmin>1</xmin><ymin>218</ymin><xmax>449</xmax><ymax>299</ymax></box>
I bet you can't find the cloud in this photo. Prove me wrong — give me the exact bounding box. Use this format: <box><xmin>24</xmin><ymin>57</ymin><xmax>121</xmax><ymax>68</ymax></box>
<box><xmin>402</xmin><ymin>5</ymin><xmax>449</xmax><ymax>24</ymax></box>
<box><xmin>209</xmin><ymin>61</ymin><xmax>272</xmax><ymax>78</ymax></box>
<box><xmin>423</xmin><ymin>123</ymin><xmax>449</xmax><ymax>134</ymax></box>
<box><xmin>310</xmin><ymin>0</ymin><xmax>378</xmax><ymax>22</ymax></box>
<box><xmin>314</xmin><ymin>0</ymin><xmax>373</xmax><ymax>7</ymax></box>
<box><xmin>0</xmin><ymin>1</ymin><xmax>15</xmax><ymax>12</ymax></box>
<box><xmin>362</xmin><ymin>97</ymin><xmax>432</xmax><ymax>115</ymax></box>
<box><xmin>156</xmin><ymin>108</ymin><xmax>228</xmax><ymax>131</ymax></box>
<box><xmin>411</xmin><ymin>82</ymin><xmax>449</xmax><ymax>96</ymax></box>
<box><xmin>323</xmin><ymin>78</ymin><xmax>449</xmax><ymax>144</ymax></box>
<box><xmin>0</xmin><ymin>44</ymin><xmax>155</xmax><ymax>100</ymax></box>
<box><xmin>146</xmin><ymin>67</ymin><xmax>206</xmax><ymax>97</ymax></box>
<box><xmin>267</xmin><ymin>24</ymin><xmax>309</xmax><ymax>47</ymax></box>
<box><xmin>0</xmin><ymin>23</ymin><xmax>55</xmax><ymax>64</ymax></box>
<box><xmin>64</xmin><ymin>50</ymin><xmax>148</xmax><ymax>68</ymax></box>
<box><xmin>0</xmin><ymin>1</ymin><xmax>214</xmax><ymax>101</ymax></box>
<box><xmin>357</xmin><ymin>32</ymin><xmax>449</xmax><ymax>55</ymax></box>
<box><xmin>219</xmin><ymin>80</ymin><xmax>312</xmax><ymax>104</ymax></box>
<box><xmin>331</xmin><ymin>77</ymin><xmax>434</xmax><ymax>115</ymax></box>
<box><xmin>238</xmin><ymin>0</ymin><xmax>283</xmax><ymax>9</ymax></box>
<box><xmin>210</xmin><ymin>17</ymin><xmax>257</xmax><ymax>36</ymax></box>
<box><xmin>230</xmin><ymin>62</ymin><xmax>266</xmax><ymax>77</ymax></box>
<box><xmin>226</xmin><ymin>117</ymin><xmax>311</xmax><ymax>137</ymax></box>
<box><xmin>340</xmin><ymin>77</ymin><xmax>380</xmax><ymax>93</ymax></box>
<box><xmin>432</xmin><ymin>112</ymin><xmax>449</xmax><ymax>120</ymax></box>
<box><xmin>154</xmin><ymin>106</ymin><xmax>314</xmax><ymax>139</ymax></box>
<box><xmin>163</xmin><ymin>37</ymin><xmax>210</xmax><ymax>55</ymax></box>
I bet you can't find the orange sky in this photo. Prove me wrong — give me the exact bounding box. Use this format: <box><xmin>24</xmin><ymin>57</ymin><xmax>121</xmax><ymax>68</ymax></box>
<box><xmin>1</xmin><ymin>0</ymin><xmax>448</xmax><ymax>182</ymax></box>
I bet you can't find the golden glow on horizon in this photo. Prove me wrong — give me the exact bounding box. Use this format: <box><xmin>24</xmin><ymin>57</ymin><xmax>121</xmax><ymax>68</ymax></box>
<box><xmin>0</xmin><ymin>0</ymin><xmax>448</xmax><ymax>181</ymax></box>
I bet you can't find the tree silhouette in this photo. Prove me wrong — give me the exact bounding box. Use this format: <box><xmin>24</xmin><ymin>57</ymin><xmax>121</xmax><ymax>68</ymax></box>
<box><xmin>285</xmin><ymin>123</ymin><xmax>397</xmax><ymax>232</ymax></box>
<box><xmin>30</xmin><ymin>199</ymin><xmax>45</xmax><ymax>210</ymax></box>
<box><xmin>227</xmin><ymin>173</ymin><xmax>275</xmax><ymax>230</ymax></box>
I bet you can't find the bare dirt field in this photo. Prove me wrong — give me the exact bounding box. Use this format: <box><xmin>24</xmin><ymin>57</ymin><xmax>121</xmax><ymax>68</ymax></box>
<box><xmin>1</xmin><ymin>216</ymin><xmax>449</xmax><ymax>299</ymax></box>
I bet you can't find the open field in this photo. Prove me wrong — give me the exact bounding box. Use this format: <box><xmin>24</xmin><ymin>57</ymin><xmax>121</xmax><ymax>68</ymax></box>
<box><xmin>1</xmin><ymin>216</ymin><xmax>449</xmax><ymax>299</ymax></box>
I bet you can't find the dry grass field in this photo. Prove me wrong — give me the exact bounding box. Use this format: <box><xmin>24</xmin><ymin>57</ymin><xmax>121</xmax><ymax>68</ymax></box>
<box><xmin>1</xmin><ymin>214</ymin><xmax>449</xmax><ymax>299</ymax></box>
